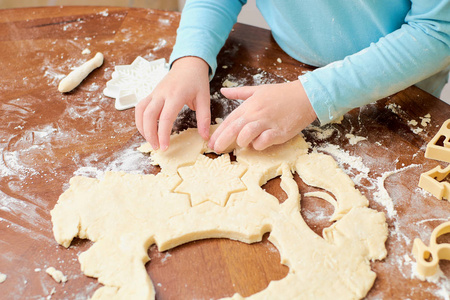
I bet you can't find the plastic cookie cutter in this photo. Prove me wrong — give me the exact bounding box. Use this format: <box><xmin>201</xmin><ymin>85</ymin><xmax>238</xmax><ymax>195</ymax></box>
<box><xmin>425</xmin><ymin>119</ymin><xmax>450</xmax><ymax>163</ymax></box>
<box><xmin>103</xmin><ymin>57</ymin><xmax>169</xmax><ymax>110</ymax></box>
<box><xmin>412</xmin><ymin>221</ymin><xmax>450</xmax><ymax>277</ymax></box>
<box><xmin>418</xmin><ymin>165</ymin><xmax>450</xmax><ymax>201</ymax></box>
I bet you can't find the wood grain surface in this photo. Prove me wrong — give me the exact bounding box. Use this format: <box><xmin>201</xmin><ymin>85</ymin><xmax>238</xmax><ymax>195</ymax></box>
<box><xmin>0</xmin><ymin>6</ymin><xmax>449</xmax><ymax>300</ymax></box>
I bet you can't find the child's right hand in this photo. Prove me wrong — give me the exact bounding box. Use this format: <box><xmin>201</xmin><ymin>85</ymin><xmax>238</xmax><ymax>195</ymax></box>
<box><xmin>135</xmin><ymin>56</ymin><xmax>211</xmax><ymax>151</ymax></box>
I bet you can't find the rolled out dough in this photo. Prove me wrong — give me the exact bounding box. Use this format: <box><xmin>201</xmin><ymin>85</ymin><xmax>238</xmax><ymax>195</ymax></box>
<box><xmin>51</xmin><ymin>127</ymin><xmax>387</xmax><ymax>299</ymax></box>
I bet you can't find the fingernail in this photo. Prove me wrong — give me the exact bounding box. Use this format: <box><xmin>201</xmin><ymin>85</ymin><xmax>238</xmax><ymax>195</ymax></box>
<box><xmin>212</xmin><ymin>144</ymin><xmax>221</xmax><ymax>153</ymax></box>
<box><xmin>160</xmin><ymin>144</ymin><xmax>168</xmax><ymax>152</ymax></box>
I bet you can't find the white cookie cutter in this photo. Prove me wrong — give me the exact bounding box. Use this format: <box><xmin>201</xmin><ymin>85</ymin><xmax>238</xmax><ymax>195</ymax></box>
<box><xmin>103</xmin><ymin>57</ymin><xmax>169</xmax><ymax>110</ymax></box>
<box><xmin>412</xmin><ymin>221</ymin><xmax>450</xmax><ymax>277</ymax></box>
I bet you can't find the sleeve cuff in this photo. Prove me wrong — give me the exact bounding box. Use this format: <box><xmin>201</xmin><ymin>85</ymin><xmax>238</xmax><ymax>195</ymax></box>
<box><xmin>299</xmin><ymin>72</ymin><xmax>339</xmax><ymax>125</ymax></box>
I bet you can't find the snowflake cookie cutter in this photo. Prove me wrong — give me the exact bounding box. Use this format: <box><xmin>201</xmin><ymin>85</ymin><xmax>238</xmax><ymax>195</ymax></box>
<box><xmin>412</xmin><ymin>221</ymin><xmax>450</xmax><ymax>277</ymax></box>
<box><xmin>103</xmin><ymin>57</ymin><xmax>169</xmax><ymax>110</ymax></box>
<box><xmin>418</xmin><ymin>165</ymin><xmax>450</xmax><ymax>201</ymax></box>
<box><xmin>425</xmin><ymin>119</ymin><xmax>450</xmax><ymax>163</ymax></box>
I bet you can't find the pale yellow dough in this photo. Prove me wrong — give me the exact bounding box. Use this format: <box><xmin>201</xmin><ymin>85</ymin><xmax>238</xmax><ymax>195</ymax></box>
<box><xmin>46</xmin><ymin>267</ymin><xmax>68</xmax><ymax>283</ymax></box>
<box><xmin>51</xmin><ymin>126</ymin><xmax>388</xmax><ymax>300</ymax></box>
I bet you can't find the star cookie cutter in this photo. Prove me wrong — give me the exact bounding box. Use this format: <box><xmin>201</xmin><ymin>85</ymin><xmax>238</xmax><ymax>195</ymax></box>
<box><xmin>418</xmin><ymin>165</ymin><xmax>450</xmax><ymax>201</ymax></box>
<box><xmin>103</xmin><ymin>57</ymin><xmax>169</xmax><ymax>110</ymax></box>
<box><xmin>425</xmin><ymin>119</ymin><xmax>450</xmax><ymax>163</ymax></box>
<box><xmin>412</xmin><ymin>221</ymin><xmax>450</xmax><ymax>277</ymax></box>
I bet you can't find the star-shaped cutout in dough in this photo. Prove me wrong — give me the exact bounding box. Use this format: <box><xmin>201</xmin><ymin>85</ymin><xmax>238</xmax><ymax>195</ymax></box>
<box><xmin>174</xmin><ymin>154</ymin><xmax>247</xmax><ymax>207</ymax></box>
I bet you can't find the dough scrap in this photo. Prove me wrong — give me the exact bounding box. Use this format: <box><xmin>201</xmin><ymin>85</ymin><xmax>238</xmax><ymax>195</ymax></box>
<box><xmin>46</xmin><ymin>267</ymin><xmax>68</xmax><ymax>283</ymax></box>
<box><xmin>58</xmin><ymin>52</ymin><xmax>104</xmax><ymax>93</ymax></box>
<box><xmin>51</xmin><ymin>128</ymin><xmax>388</xmax><ymax>300</ymax></box>
<box><xmin>345</xmin><ymin>133</ymin><xmax>367</xmax><ymax>145</ymax></box>
<box><xmin>0</xmin><ymin>272</ymin><xmax>6</xmax><ymax>283</ymax></box>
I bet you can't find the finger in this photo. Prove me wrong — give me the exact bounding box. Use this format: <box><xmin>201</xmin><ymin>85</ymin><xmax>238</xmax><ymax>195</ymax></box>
<box><xmin>158</xmin><ymin>100</ymin><xmax>185</xmax><ymax>151</ymax></box>
<box><xmin>236</xmin><ymin>121</ymin><xmax>265</xmax><ymax>148</ymax></box>
<box><xmin>194</xmin><ymin>92</ymin><xmax>211</xmax><ymax>141</ymax></box>
<box><xmin>220</xmin><ymin>85</ymin><xmax>259</xmax><ymax>101</ymax></box>
<box><xmin>142</xmin><ymin>98</ymin><xmax>164</xmax><ymax>150</ymax></box>
<box><xmin>208</xmin><ymin>107</ymin><xmax>244</xmax><ymax>149</ymax></box>
<box><xmin>212</xmin><ymin>115</ymin><xmax>248</xmax><ymax>153</ymax></box>
<box><xmin>135</xmin><ymin>95</ymin><xmax>152</xmax><ymax>138</ymax></box>
<box><xmin>251</xmin><ymin>129</ymin><xmax>285</xmax><ymax>151</ymax></box>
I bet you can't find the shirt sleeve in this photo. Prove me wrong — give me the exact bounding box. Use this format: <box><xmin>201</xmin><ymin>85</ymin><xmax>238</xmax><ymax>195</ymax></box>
<box><xmin>299</xmin><ymin>0</ymin><xmax>450</xmax><ymax>124</ymax></box>
<box><xmin>169</xmin><ymin>0</ymin><xmax>247</xmax><ymax>79</ymax></box>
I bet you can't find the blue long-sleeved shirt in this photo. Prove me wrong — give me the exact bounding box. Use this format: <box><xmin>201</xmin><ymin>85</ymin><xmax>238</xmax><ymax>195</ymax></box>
<box><xmin>170</xmin><ymin>0</ymin><xmax>450</xmax><ymax>124</ymax></box>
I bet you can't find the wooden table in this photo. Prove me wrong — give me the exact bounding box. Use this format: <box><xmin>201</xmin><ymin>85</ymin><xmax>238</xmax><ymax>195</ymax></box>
<box><xmin>1</xmin><ymin>6</ymin><xmax>449</xmax><ymax>300</ymax></box>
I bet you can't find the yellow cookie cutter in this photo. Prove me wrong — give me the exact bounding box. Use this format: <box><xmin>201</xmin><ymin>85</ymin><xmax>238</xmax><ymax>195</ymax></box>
<box><xmin>425</xmin><ymin>119</ymin><xmax>450</xmax><ymax>163</ymax></box>
<box><xmin>418</xmin><ymin>165</ymin><xmax>450</xmax><ymax>201</ymax></box>
<box><xmin>412</xmin><ymin>221</ymin><xmax>450</xmax><ymax>277</ymax></box>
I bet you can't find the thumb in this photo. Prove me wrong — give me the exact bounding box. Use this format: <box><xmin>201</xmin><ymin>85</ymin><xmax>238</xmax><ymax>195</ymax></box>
<box><xmin>221</xmin><ymin>85</ymin><xmax>258</xmax><ymax>101</ymax></box>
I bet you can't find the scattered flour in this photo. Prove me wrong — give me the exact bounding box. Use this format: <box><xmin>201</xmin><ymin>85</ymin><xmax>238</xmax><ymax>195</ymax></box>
<box><xmin>411</xmin><ymin>262</ymin><xmax>444</xmax><ymax>283</ymax></box>
<box><xmin>315</xmin><ymin>143</ymin><xmax>370</xmax><ymax>185</ymax></box>
<box><xmin>435</xmin><ymin>286</ymin><xmax>450</xmax><ymax>300</ymax></box>
<box><xmin>413</xmin><ymin>127</ymin><xmax>424</xmax><ymax>134</ymax></box>
<box><xmin>303</xmin><ymin>209</ymin><xmax>331</xmax><ymax>222</ymax></box>
<box><xmin>72</xmin><ymin>139</ymin><xmax>155</xmax><ymax>180</ymax></box>
<box><xmin>152</xmin><ymin>38</ymin><xmax>167</xmax><ymax>52</ymax></box>
<box><xmin>372</xmin><ymin>164</ymin><xmax>420</xmax><ymax>218</ymax></box>
<box><xmin>160</xmin><ymin>252</ymin><xmax>172</xmax><ymax>263</ymax></box>
<box><xmin>98</xmin><ymin>9</ymin><xmax>109</xmax><ymax>17</ymax></box>
<box><xmin>252</xmin><ymin>69</ymin><xmax>279</xmax><ymax>85</ymax></box>
<box><xmin>46</xmin><ymin>287</ymin><xmax>56</xmax><ymax>300</ymax></box>
<box><xmin>158</xmin><ymin>18</ymin><xmax>171</xmax><ymax>26</ymax></box>
<box><xmin>73</xmin><ymin>166</ymin><xmax>104</xmax><ymax>179</ymax></box>
<box><xmin>416</xmin><ymin>217</ymin><xmax>450</xmax><ymax>226</ymax></box>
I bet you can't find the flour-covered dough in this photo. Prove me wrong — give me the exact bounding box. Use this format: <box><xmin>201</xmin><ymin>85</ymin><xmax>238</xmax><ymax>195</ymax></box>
<box><xmin>51</xmin><ymin>126</ymin><xmax>387</xmax><ymax>299</ymax></box>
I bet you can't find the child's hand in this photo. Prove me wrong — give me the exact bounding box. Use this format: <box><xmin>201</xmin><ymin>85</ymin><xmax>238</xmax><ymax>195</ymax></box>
<box><xmin>135</xmin><ymin>57</ymin><xmax>211</xmax><ymax>151</ymax></box>
<box><xmin>208</xmin><ymin>81</ymin><xmax>316</xmax><ymax>153</ymax></box>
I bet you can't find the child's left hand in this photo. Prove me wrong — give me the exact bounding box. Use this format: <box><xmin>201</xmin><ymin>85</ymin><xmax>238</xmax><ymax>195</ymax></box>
<box><xmin>208</xmin><ymin>80</ymin><xmax>317</xmax><ymax>152</ymax></box>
